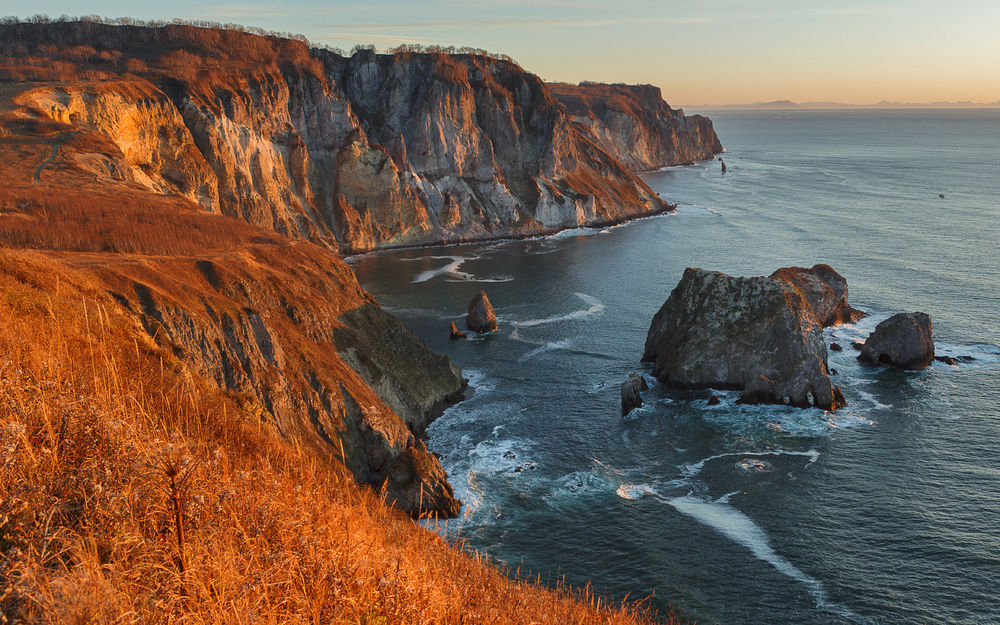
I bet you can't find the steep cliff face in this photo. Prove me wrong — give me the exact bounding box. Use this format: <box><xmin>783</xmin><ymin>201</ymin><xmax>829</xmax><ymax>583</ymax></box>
<box><xmin>0</xmin><ymin>22</ymin><xmax>719</xmax><ymax>254</ymax></box>
<box><xmin>0</xmin><ymin>82</ymin><xmax>465</xmax><ymax>516</ymax></box>
<box><xmin>88</xmin><ymin>244</ymin><xmax>465</xmax><ymax>516</ymax></box>
<box><xmin>549</xmin><ymin>82</ymin><xmax>723</xmax><ymax>171</ymax></box>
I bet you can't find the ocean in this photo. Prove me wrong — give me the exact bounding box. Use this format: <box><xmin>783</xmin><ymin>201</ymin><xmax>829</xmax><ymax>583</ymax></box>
<box><xmin>350</xmin><ymin>109</ymin><xmax>1000</xmax><ymax>625</ymax></box>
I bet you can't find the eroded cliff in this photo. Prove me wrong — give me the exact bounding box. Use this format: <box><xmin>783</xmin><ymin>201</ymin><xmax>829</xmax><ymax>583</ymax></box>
<box><xmin>0</xmin><ymin>81</ymin><xmax>465</xmax><ymax>516</ymax></box>
<box><xmin>549</xmin><ymin>82</ymin><xmax>723</xmax><ymax>170</ymax></box>
<box><xmin>0</xmin><ymin>22</ymin><xmax>724</xmax><ymax>254</ymax></box>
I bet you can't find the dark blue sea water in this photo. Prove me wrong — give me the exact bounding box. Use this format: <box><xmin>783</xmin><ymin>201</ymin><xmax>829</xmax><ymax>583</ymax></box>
<box><xmin>351</xmin><ymin>110</ymin><xmax>1000</xmax><ymax>625</ymax></box>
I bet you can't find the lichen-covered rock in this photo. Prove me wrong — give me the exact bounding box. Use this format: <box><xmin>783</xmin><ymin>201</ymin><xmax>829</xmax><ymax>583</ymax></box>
<box><xmin>621</xmin><ymin>373</ymin><xmax>649</xmax><ymax>416</ymax></box>
<box><xmin>858</xmin><ymin>312</ymin><xmax>934</xmax><ymax>369</ymax></box>
<box><xmin>642</xmin><ymin>268</ymin><xmax>845</xmax><ymax>410</ymax></box>
<box><xmin>466</xmin><ymin>290</ymin><xmax>498</xmax><ymax>333</ymax></box>
<box><xmin>770</xmin><ymin>264</ymin><xmax>865</xmax><ymax>327</ymax></box>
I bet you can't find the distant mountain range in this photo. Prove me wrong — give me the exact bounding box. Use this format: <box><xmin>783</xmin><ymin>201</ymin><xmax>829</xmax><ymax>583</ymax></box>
<box><xmin>685</xmin><ymin>99</ymin><xmax>1000</xmax><ymax>111</ymax></box>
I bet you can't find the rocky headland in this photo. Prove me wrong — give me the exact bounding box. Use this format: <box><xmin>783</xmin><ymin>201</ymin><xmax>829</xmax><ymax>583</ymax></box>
<box><xmin>0</xmin><ymin>21</ymin><xmax>722</xmax><ymax>256</ymax></box>
<box><xmin>549</xmin><ymin>82</ymin><xmax>723</xmax><ymax>170</ymax></box>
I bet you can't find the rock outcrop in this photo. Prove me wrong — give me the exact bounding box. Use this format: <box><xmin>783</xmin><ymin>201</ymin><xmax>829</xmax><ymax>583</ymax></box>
<box><xmin>466</xmin><ymin>290</ymin><xmax>498</xmax><ymax>333</ymax></box>
<box><xmin>449</xmin><ymin>321</ymin><xmax>468</xmax><ymax>340</ymax></box>
<box><xmin>0</xmin><ymin>22</ymin><xmax>726</xmax><ymax>254</ymax></box>
<box><xmin>642</xmin><ymin>268</ymin><xmax>845</xmax><ymax>410</ymax></box>
<box><xmin>621</xmin><ymin>373</ymin><xmax>649</xmax><ymax>416</ymax></box>
<box><xmin>857</xmin><ymin>312</ymin><xmax>935</xmax><ymax>369</ymax></box>
<box><xmin>770</xmin><ymin>264</ymin><xmax>865</xmax><ymax>327</ymax></box>
<box><xmin>549</xmin><ymin>82</ymin><xmax>723</xmax><ymax>170</ymax></box>
<box><xmin>93</xmin><ymin>245</ymin><xmax>466</xmax><ymax>517</ymax></box>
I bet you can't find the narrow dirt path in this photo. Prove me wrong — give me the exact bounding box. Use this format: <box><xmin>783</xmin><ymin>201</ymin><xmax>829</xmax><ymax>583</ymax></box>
<box><xmin>33</xmin><ymin>130</ymin><xmax>81</xmax><ymax>183</ymax></box>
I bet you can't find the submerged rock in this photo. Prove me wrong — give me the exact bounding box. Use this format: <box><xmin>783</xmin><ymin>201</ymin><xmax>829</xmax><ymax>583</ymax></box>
<box><xmin>621</xmin><ymin>373</ymin><xmax>649</xmax><ymax>416</ymax></box>
<box><xmin>466</xmin><ymin>290</ymin><xmax>498</xmax><ymax>333</ymax></box>
<box><xmin>769</xmin><ymin>264</ymin><xmax>865</xmax><ymax>327</ymax></box>
<box><xmin>858</xmin><ymin>312</ymin><xmax>934</xmax><ymax>369</ymax></box>
<box><xmin>830</xmin><ymin>342</ymin><xmax>843</xmax><ymax>351</ymax></box>
<box><xmin>935</xmin><ymin>355</ymin><xmax>958</xmax><ymax>366</ymax></box>
<box><xmin>736</xmin><ymin>458</ymin><xmax>773</xmax><ymax>473</ymax></box>
<box><xmin>449</xmin><ymin>321</ymin><xmax>468</xmax><ymax>340</ymax></box>
<box><xmin>642</xmin><ymin>268</ymin><xmax>845</xmax><ymax>410</ymax></box>
<box><xmin>707</xmin><ymin>395</ymin><xmax>722</xmax><ymax>406</ymax></box>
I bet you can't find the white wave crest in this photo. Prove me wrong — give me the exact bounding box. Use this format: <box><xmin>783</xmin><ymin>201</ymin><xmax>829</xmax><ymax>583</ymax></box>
<box><xmin>513</xmin><ymin>293</ymin><xmax>606</xmax><ymax>327</ymax></box>
<box><xmin>662</xmin><ymin>494</ymin><xmax>832</xmax><ymax>607</ymax></box>
<box><xmin>519</xmin><ymin>339</ymin><xmax>574</xmax><ymax>361</ymax></box>
<box><xmin>412</xmin><ymin>256</ymin><xmax>469</xmax><ymax>283</ymax></box>
<box><xmin>680</xmin><ymin>449</ymin><xmax>820</xmax><ymax>478</ymax></box>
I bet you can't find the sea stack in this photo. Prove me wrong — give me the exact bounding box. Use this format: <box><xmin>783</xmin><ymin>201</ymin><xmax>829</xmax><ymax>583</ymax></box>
<box><xmin>621</xmin><ymin>373</ymin><xmax>649</xmax><ymax>416</ymax></box>
<box><xmin>857</xmin><ymin>312</ymin><xmax>935</xmax><ymax>369</ymax></box>
<box><xmin>449</xmin><ymin>321</ymin><xmax>468</xmax><ymax>340</ymax></box>
<box><xmin>466</xmin><ymin>290</ymin><xmax>498</xmax><ymax>333</ymax></box>
<box><xmin>642</xmin><ymin>267</ymin><xmax>846</xmax><ymax>410</ymax></box>
<box><xmin>721</xmin><ymin>159</ymin><xmax>727</xmax><ymax>172</ymax></box>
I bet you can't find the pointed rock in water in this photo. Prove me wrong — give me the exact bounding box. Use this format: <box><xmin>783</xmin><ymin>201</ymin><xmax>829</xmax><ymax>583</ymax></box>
<box><xmin>642</xmin><ymin>267</ymin><xmax>846</xmax><ymax>410</ymax></box>
<box><xmin>466</xmin><ymin>290</ymin><xmax>498</xmax><ymax>333</ymax></box>
<box><xmin>769</xmin><ymin>264</ymin><xmax>865</xmax><ymax>327</ymax></box>
<box><xmin>449</xmin><ymin>321</ymin><xmax>468</xmax><ymax>340</ymax></box>
<box><xmin>621</xmin><ymin>373</ymin><xmax>649</xmax><ymax>416</ymax></box>
<box><xmin>857</xmin><ymin>312</ymin><xmax>934</xmax><ymax>369</ymax></box>
<box><xmin>721</xmin><ymin>159</ymin><xmax>727</xmax><ymax>172</ymax></box>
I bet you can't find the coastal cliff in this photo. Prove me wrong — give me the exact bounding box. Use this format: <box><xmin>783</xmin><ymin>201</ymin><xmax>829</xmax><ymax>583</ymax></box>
<box><xmin>0</xmin><ymin>57</ymin><xmax>466</xmax><ymax>516</ymax></box>
<box><xmin>0</xmin><ymin>22</ymin><xmax>720</xmax><ymax>255</ymax></box>
<box><xmin>549</xmin><ymin>82</ymin><xmax>723</xmax><ymax>170</ymax></box>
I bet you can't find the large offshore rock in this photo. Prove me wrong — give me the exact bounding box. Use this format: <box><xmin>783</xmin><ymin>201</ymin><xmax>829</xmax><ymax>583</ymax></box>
<box><xmin>770</xmin><ymin>264</ymin><xmax>866</xmax><ymax>327</ymax></box>
<box><xmin>642</xmin><ymin>268</ymin><xmax>845</xmax><ymax>410</ymax></box>
<box><xmin>466</xmin><ymin>290</ymin><xmax>498</xmax><ymax>333</ymax></box>
<box><xmin>857</xmin><ymin>312</ymin><xmax>934</xmax><ymax>369</ymax></box>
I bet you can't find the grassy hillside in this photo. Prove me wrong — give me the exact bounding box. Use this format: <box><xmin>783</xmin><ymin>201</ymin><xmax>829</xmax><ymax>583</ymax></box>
<box><xmin>0</xmin><ymin>251</ymin><xmax>672</xmax><ymax>622</ymax></box>
<box><xmin>0</xmin><ymin>19</ymin><xmax>682</xmax><ymax>624</ymax></box>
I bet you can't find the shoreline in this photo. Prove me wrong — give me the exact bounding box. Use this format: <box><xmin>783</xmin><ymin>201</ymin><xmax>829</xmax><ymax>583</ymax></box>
<box><xmin>342</xmin><ymin>201</ymin><xmax>680</xmax><ymax>263</ymax></box>
<box><xmin>342</xmin><ymin>152</ymin><xmax>726</xmax><ymax>263</ymax></box>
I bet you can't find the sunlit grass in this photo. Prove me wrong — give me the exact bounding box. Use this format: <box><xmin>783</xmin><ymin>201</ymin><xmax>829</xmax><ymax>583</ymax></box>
<box><xmin>0</xmin><ymin>252</ymin><xmax>679</xmax><ymax>623</ymax></box>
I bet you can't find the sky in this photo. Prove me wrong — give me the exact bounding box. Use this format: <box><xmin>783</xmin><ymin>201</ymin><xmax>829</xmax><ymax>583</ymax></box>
<box><xmin>3</xmin><ymin>0</ymin><xmax>999</xmax><ymax>105</ymax></box>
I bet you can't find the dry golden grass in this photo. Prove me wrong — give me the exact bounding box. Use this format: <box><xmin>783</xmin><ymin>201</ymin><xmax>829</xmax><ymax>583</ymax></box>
<box><xmin>0</xmin><ymin>31</ymin><xmax>683</xmax><ymax>620</ymax></box>
<box><xmin>0</xmin><ymin>252</ymin><xmax>680</xmax><ymax>623</ymax></box>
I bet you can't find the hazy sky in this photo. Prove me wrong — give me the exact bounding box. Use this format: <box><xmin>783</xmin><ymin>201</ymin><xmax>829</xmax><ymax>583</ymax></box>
<box><xmin>4</xmin><ymin>0</ymin><xmax>999</xmax><ymax>105</ymax></box>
